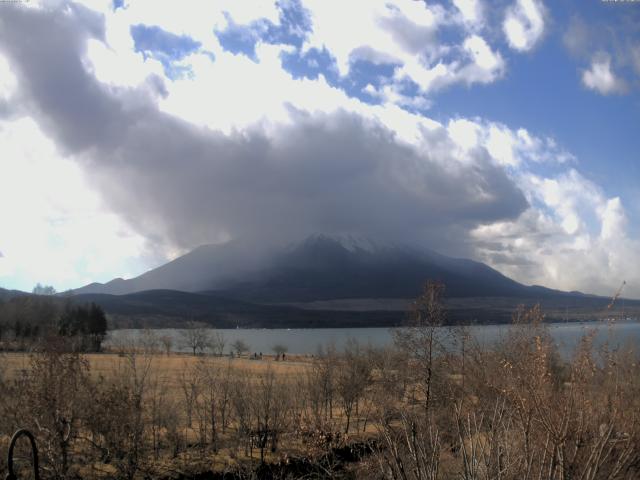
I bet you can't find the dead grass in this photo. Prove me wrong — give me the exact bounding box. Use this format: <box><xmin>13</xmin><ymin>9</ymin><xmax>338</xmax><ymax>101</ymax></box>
<box><xmin>2</xmin><ymin>351</ymin><xmax>311</xmax><ymax>403</ymax></box>
<box><xmin>2</xmin><ymin>351</ymin><xmax>310</xmax><ymax>375</ymax></box>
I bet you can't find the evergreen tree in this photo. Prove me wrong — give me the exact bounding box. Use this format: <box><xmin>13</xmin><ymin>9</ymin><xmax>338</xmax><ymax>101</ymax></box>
<box><xmin>88</xmin><ymin>303</ymin><xmax>108</xmax><ymax>351</ymax></box>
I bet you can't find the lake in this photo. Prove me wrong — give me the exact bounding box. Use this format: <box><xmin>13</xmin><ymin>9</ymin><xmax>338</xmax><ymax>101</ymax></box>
<box><xmin>105</xmin><ymin>320</ymin><xmax>640</xmax><ymax>357</ymax></box>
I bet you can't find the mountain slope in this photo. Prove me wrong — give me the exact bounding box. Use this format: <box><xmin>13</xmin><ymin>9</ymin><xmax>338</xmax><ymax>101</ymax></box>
<box><xmin>73</xmin><ymin>240</ymin><xmax>272</xmax><ymax>296</ymax></box>
<box><xmin>72</xmin><ymin>234</ymin><xmax>590</xmax><ymax>303</ymax></box>
<box><xmin>66</xmin><ymin>235</ymin><xmax>640</xmax><ymax>327</ymax></box>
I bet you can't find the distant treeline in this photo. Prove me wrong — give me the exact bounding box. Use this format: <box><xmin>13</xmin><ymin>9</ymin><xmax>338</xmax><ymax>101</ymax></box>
<box><xmin>0</xmin><ymin>294</ymin><xmax>107</xmax><ymax>351</ymax></box>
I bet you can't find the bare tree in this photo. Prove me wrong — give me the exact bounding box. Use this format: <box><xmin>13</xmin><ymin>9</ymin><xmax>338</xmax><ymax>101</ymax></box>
<box><xmin>394</xmin><ymin>280</ymin><xmax>446</xmax><ymax>415</ymax></box>
<box><xmin>179</xmin><ymin>362</ymin><xmax>200</xmax><ymax>431</ymax></box>
<box><xmin>311</xmin><ymin>343</ymin><xmax>338</xmax><ymax>423</ymax></box>
<box><xmin>159</xmin><ymin>334</ymin><xmax>173</xmax><ymax>355</ymax></box>
<box><xmin>139</xmin><ymin>328</ymin><xmax>159</xmax><ymax>354</ymax></box>
<box><xmin>231</xmin><ymin>339</ymin><xmax>250</xmax><ymax>357</ymax></box>
<box><xmin>180</xmin><ymin>322</ymin><xmax>212</xmax><ymax>355</ymax></box>
<box><xmin>84</xmin><ymin>352</ymin><xmax>153</xmax><ymax>480</ymax></box>
<box><xmin>272</xmin><ymin>343</ymin><xmax>288</xmax><ymax>359</ymax></box>
<box><xmin>230</xmin><ymin>374</ymin><xmax>253</xmax><ymax>457</ymax></box>
<box><xmin>208</xmin><ymin>331</ymin><xmax>226</xmax><ymax>356</ymax></box>
<box><xmin>190</xmin><ymin>357</ymin><xmax>235</xmax><ymax>452</ymax></box>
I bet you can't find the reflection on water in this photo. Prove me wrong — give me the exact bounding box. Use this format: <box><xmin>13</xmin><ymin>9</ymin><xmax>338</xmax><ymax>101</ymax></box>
<box><xmin>105</xmin><ymin>321</ymin><xmax>640</xmax><ymax>357</ymax></box>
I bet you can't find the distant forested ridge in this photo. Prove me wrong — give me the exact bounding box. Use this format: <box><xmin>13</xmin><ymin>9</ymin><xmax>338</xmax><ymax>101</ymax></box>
<box><xmin>0</xmin><ymin>292</ymin><xmax>107</xmax><ymax>351</ymax></box>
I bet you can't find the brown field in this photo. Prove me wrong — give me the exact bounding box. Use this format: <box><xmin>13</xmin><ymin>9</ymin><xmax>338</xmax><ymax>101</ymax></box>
<box><xmin>2</xmin><ymin>351</ymin><xmax>312</xmax><ymax>378</ymax></box>
<box><xmin>0</xmin><ymin>349</ymin><xmax>380</xmax><ymax>479</ymax></box>
<box><xmin>1</xmin><ymin>351</ymin><xmax>314</xmax><ymax>411</ymax></box>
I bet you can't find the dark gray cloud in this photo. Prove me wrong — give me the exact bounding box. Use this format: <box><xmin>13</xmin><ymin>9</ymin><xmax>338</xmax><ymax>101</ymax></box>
<box><xmin>0</xmin><ymin>3</ymin><xmax>528</xmax><ymax>256</ymax></box>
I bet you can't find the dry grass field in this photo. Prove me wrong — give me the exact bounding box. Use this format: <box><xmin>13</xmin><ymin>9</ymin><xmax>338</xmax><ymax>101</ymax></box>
<box><xmin>2</xmin><ymin>351</ymin><xmax>312</xmax><ymax>380</ymax></box>
<box><xmin>1</xmin><ymin>352</ymin><xmax>315</xmax><ymax>425</ymax></box>
<box><xmin>0</xmin><ymin>350</ymin><xmax>360</xmax><ymax>478</ymax></box>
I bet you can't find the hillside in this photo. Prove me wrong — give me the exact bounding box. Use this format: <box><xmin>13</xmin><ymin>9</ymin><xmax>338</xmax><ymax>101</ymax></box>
<box><xmin>62</xmin><ymin>234</ymin><xmax>640</xmax><ymax>327</ymax></box>
<box><xmin>72</xmin><ymin>234</ymin><xmax>582</xmax><ymax>302</ymax></box>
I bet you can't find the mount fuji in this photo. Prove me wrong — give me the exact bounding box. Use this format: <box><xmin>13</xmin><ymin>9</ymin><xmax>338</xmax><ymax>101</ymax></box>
<box><xmin>62</xmin><ymin>233</ymin><xmax>619</xmax><ymax>328</ymax></box>
<box><xmin>71</xmin><ymin>233</ymin><xmax>565</xmax><ymax>301</ymax></box>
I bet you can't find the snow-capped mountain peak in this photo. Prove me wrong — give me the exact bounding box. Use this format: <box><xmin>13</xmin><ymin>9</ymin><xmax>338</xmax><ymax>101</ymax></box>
<box><xmin>304</xmin><ymin>232</ymin><xmax>380</xmax><ymax>253</ymax></box>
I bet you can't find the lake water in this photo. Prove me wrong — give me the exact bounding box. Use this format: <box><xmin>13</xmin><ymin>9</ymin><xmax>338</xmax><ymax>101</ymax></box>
<box><xmin>106</xmin><ymin>321</ymin><xmax>640</xmax><ymax>357</ymax></box>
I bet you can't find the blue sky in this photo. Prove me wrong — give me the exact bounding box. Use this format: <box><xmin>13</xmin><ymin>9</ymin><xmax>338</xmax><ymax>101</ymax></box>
<box><xmin>131</xmin><ymin>24</ymin><xmax>202</xmax><ymax>78</ymax></box>
<box><xmin>0</xmin><ymin>0</ymin><xmax>638</xmax><ymax>297</ymax></box>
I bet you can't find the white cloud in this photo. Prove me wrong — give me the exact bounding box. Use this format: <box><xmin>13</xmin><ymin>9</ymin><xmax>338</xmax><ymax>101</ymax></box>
<box><xmin>78</xmin><ymin>0</ymin><xmax>284</xmax><ymax>91</ymax></box>
<box><xmin>453</xmin><ymin>0</ymin><xmax>484</xmax><ymax>29</ymax></box>
<box><xmin>393</xmin><ymin>34</ymin><xmax>505</xmax><ymax>94</ymax></box>
<box><xmin>472</xmin><ymin>170</ymin><xmax>640</xmax><ymax>298</ymax></box>
<box><xmin>302</xmin><ymin>0</ymin><xmax>506</xmax><ymax>98</ymax></box>
<box><xmin>446</xmin><ymin>119</ymin><xmax>640</xmax><ymax>297</ymax></box>
<box><xmin>448</xmin><ymin>118</ymin><xmax>480</xmax><ymax>152</ymax></box>
<box><xmin>0</xmin><ymin>118</ymin><xmax>151</xmax><ymax>291</ymax></box>
<box><xmin>460</xmin><ymin>35</ymin><xmax>505</xmax><ymax>84</ymax></box>
<box><xmin>448</xmin><ymin>119</ymin><xmax>573</xmax><ymax>168</ymax></box>
<box><xmin>582</xmin><ymin>53</ymin><xmax>628</xmax><ymax>95</ymax></box>
<box><xmin>81</xmin><ymin>0</ymin><xmax>508</xmax><ymax>109</ymax></box>
<box><xmin>303</xmin><ymin>0</ymin><xmax>443</xmax><ymax>74</ymax></box>
<box><xmin>486</xmin><ymin>124</ymin><xmax>518</xmax><ymax>167</ymax></box>
<box><xmin>526</xmin><ymin>171</ymin><xmax>599</xmax><ymax>235</ymax></box>
<box><xmin>85</xmin><ymin>38</ymin><xmax>165</xmax><ymax>88</ymax></box>
<box><xmin>599</xmin><ymin>197</ymin><xmax>626</xmax><ymax>241</ymax></box>
<box><xmin>158</xmin><ymin>42</ymin><xmax>358</xmax><ymax>134</ymax></box>
<box><xmin>157</xmin><ymin>38</ymin><xmax>447</xmax><ymax>146</ymax></box>
<box><xmin>503</xmin><ymin>0</ymin><xmax>546</xmax><ymax>52</ymax></box>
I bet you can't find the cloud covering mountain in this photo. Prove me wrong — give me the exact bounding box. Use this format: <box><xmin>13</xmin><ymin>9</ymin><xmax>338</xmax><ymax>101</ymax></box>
<box><xmin>0</xmin><ymin>4</ymin><xmax>527</xmax><ymax>254</ymax></box>
<box><xmin>0</xmin><ymin>0</ymin><xmax>638</xmax><ymax>298</ymax></box>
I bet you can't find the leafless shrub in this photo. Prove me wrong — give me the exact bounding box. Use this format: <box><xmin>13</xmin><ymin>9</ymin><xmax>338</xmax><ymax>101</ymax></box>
<box><xmin>249</xmin><ymin>367</ymin><xmax>292</xmax><ymax>462</ymax></box>
<box><xmin>84</xmin><ymin>352</ymin><xmax>152</xmax><ymax>480</ymax></box>
<box><xmin>208</xmin><ymin>331</ymin><xmax>226</xmax><ymax>356</ymax></box>
<box><xmin>159</xmin><ymin>334</ymin><xmax>173</xmax><ymax>355</ymax></box>
<box><xmin>376</xmin><ymin>408</ymin><xmax>441</xmax><ymax>480</ymax></box>
<box><xmin>188</xmin><ymin>357</ymin><xmax>234</xmax><ymax>452</ymax></box>
<box><xmin>138</xmin><ymin>328</ymin><xmax>159</xmax><ymax>354</ymax></box>
<box><xmin>336</xmin><ymin>339</ymin><xmax>372</xmax><ymax>434</ymax></box>
<box><xmin>20</xmin><ymin>337</ymin><xmax>91</xmax><ymax>479</ymax></box>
